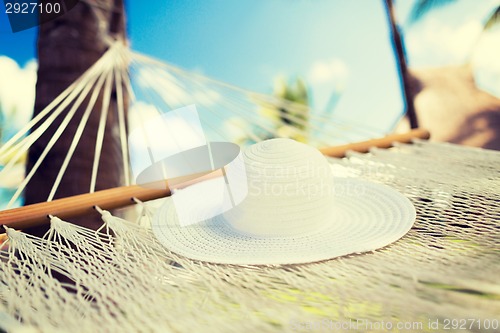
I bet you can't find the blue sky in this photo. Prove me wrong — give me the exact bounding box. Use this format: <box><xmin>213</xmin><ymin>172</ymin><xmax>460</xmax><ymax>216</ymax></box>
<box><xmin>127</xmin><ymin>1</ymin><xmax>393</xmax><ymax>90</ymax></box>
<box><xmin>0</xmin><ymin>0</ymin><xmax>405</xmax><ymax>140</ymax></box>
<box><xmin>1</xmin><ymin>0</ymin><xmax>499</xmax><ymax>207</ymax></box>
<box><xmin>126</xmin><ymin>0</ymin><xmax>404</xmax><ymax>137</ymax></box>
<box><xmin>0</xmin><ymin>0</ymin><xmax>498</xmax><ymax>142</ymax></box>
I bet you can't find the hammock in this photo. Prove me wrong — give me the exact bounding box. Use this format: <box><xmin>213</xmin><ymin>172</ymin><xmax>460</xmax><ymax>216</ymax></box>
<box><xmin>1</xmin><ymin>42</ymin><xmax>499</xmax><ymax>332</ymax></box>
<box><xmin>0</xmin><ymin>42</ymin><xmax>389</xmax><ymax>211</ymax></box>
<box><xmin>0</xmin><ymin>41</ymin><xmax>427</xmax><ymax>226</ymax></box>
<box><xmin>1</xmin><ymin>141</ymin><xmax>499</xmax><ymax>332</ymax></box>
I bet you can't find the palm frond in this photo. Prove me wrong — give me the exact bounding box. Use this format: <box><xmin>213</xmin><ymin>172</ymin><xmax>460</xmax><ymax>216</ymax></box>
<box><xmin>484</xmin><ymin>6</ymin><xmax>500</xmax><ymax>30</ymax></box>
<box><xmin>407</xmin><ymin>0</ymin><xmax>456</xmax><ymax>25</ymax></box>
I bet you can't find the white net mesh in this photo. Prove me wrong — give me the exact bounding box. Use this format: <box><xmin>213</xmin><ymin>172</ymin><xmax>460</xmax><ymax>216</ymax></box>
<box><xmin>1</xmin><ymin>140</ymin><xmax>499</xmax><ymax>333</ymax></box>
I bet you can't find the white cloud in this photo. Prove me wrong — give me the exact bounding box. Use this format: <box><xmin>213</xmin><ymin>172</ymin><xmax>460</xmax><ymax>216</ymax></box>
<box><xmin>128</xmin><ymin>103</ymin><xmax>207</xmax><ymax>180</ymax></box>
<box><xmin>136</xmin><ymin>67</ymin><xmax>222</xmax><ymax>109</ymax></box>
<box><xmin>307</xmin><ymin>58</ymin><xmax>349</xmax><ymax>86</ymax></box>
<box><xmin>404</xmin><ymin>11</ymin><xmax>500</xmax><ymax>97</ymax></box>
<box><xmin>472</xmin><ymin>26</ymin><xmax>500</xmax><ymax>98</ymax></box>
<box><xmin>305</xmin><ymin>58</ymin><xmax>349</xmax><ymax>112</ymax></box>
<box><xmin>192</xmin><ymin>88</ymin><xmax>222</xmax><ymax>108</ymax></box>
<box><xmin>0</xmin><ymin>57</ymin><xmax>37</xmax><ymax>133</ymax></box>
<box><xmin>128</xmin><ymin>100</ymin><xmax>162</xmax><ymax>130</ymax></box>
<box><xmin>223</xmin><ymin>117</ymin><xmax>250</xmax><ymax>143</ymax></box>
<box><xmin>136</xmin><ymin>68</ymin><xmax>191</xmax><ymax>109</ymax></box>
<box><xmin>0</xmin><ymin>57</ymin><xmax>34</xmax><ymax>192</ymax></box>
<box><xmin>402</xmin><ymin>2</ymin><xmax>500</xmax><ymax>97</ymax></box>
<box><xmin>406</xmin><ymin>18</ymin><xmax>483</xmax><ymax>67</ymax></box>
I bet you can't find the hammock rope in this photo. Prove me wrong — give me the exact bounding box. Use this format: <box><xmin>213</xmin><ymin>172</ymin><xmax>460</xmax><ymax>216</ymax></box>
<box><xmin>90</xmin><ymin>69</ymin><xmax>114</xmax><ymax>193</ymax></box>
<box><xmin>115</xmin><ymin>64</ymin><xmax>131</xmax><ymax>186</ymax></box>
<box><xmin>130</xmin><ymin>52</ymin><xmax>350</xmax><ymax>145</ymax></box>
<box><xmin>0</xmin><ymin>41</ymin><xmax>432</xmax><ymax>230</ymax></box>
<box><xmin>1</xmin><ymin>140</ymin><xmax>498</xmax><ymax>332</ymax></box>
<box><xmin>48</xmin><ymin>67</ymin><xmax>112</xmax><ymax>202</ymax></box>
<box><xmin>8</xmin><ymin>66</ymin><xmax>104</xmax><ymax>208</ymax></box>
<box><xmin>0</xmin><ymin>49</ymin><xmax>113</xmax><ymax>158</ymax></box>
<box><xmin>0</xmin><ymin>41</ymin><xmax>432</xmax><ymax>227</ymax></box>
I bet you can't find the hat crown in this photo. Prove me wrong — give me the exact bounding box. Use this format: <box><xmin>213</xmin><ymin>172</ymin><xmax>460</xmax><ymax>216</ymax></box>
<box><xmin>223</xmin><ymin>139</ymin><xmax>335</xmax><ymax>237</ymax></box>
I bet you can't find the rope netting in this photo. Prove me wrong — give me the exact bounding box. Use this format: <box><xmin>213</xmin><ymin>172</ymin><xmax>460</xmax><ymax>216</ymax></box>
<box><xmin>0</xmin><ymin>41</ymin><xmax>384</xmax><ymax>210</ymax></box>
<box><xmin>1</xmin><ymin>140</ymin><xmax>499</xmax><ymax>332</ymax></box>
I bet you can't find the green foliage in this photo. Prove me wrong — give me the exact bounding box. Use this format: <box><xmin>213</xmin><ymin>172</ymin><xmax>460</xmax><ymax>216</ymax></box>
<box><xmin>259</xmin><ymin>77</ymin><xmax>310</xmax><ymax>143</ymax></box>
<box><xmin>226</xmin><ymin>77</ymin><xmax>311</xmax><ymax>146</ymax></box>
<box><xmin>484</xmin><ymin>6</ymin><xmax>500</xmax><ymax>30</ymax></box>
<box><xmin>407</xmin><ymin>0</ymin><xmax>456</xmax><ymax>25</ymax></box>
<box><xmin>408</xmin><ymin>0</ymin><xmax>500</xmax><ymax>32</ymax></box>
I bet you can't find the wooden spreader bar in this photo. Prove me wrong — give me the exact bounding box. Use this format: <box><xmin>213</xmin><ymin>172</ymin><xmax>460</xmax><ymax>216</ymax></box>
<box><xmin>0</xmin><ymin>128</ymin><xmax>430</xmax><ymax>232</ymax></box>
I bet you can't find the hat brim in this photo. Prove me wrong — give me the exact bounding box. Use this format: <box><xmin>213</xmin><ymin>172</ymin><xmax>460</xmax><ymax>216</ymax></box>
<box><xmin>152</xmin><ymin>178</ymin><xmax>416</xmax><ymax>265</ymax></box>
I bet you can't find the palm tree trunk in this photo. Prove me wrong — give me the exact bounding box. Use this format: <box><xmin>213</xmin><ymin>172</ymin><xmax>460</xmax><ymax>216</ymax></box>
<box><xmin>384</xmin><ymin>0</ymin><xmax>419</xmax><ymax>129</ymax></box>
<box><xmin>24</xmin><ymin>0</ymin><xmax>127</xmax><ymax>236</ymax></box>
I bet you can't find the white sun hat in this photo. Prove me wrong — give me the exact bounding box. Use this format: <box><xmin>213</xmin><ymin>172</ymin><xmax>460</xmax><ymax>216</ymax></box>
<box><xmin>152</xmin><ymin>138</ymin><xmax>416</xmax><ymax>265</ymax></box>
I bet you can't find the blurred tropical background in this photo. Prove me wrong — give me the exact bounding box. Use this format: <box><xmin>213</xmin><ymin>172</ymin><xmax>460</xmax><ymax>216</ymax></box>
<box><xmin>0</xmin><ymin>0</ymin><xmax>499</xmax><ymax>213</ymax></box>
